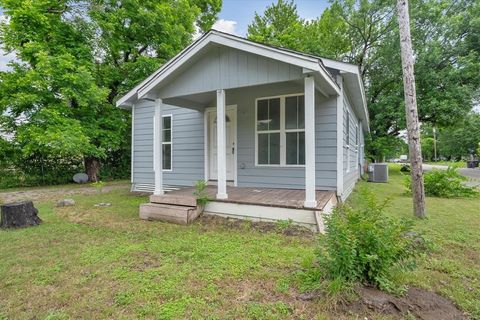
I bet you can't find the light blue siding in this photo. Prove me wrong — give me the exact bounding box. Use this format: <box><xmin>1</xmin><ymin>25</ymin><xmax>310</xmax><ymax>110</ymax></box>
<box><xmin>132</xmin><ymin>100</ymin><xmax>204</xmax><ymax>191</ymax></box>
<box><xmin>342</xmin><ymin>91</ymin><xmax>361</xmax><ymax>200</ymax></box>
<box><xmin>157</xmin><ymin>46</ymin><xmax>304</xmax><ymax>98</ymax></box>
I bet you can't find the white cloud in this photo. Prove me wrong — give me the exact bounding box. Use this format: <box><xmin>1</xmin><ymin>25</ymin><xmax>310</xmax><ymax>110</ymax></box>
<box><xmin>212</xmin><ymin>19</ymin><xmax>239</xmax><ymax>36</ymax></box>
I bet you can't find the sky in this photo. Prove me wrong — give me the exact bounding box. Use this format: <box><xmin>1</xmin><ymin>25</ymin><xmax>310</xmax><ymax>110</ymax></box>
<box><xmin>213</xmin><ymin>0</ymin><xmax>329</xmax><ymax>36</ymax></box>
<box><xmin>0</xmin><ymin>1</ymin><xmax>330</xmax><ymax>71</ymax></box>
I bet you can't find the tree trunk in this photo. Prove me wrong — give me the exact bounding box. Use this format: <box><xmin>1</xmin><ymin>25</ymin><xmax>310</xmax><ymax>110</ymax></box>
<box><xmin>84</xmin><ymin>156</ymin><xmax>100</xmax><ymax>182</ymax></box>
<box><xmin>397</xmin><ymin>0</ymin><xmax>426</xmax><ymax>218</ymax></box>
<box><xmin>1</xmin><ymin>201</ymin><xmax>41</xmax><ymax>228</ymax></box>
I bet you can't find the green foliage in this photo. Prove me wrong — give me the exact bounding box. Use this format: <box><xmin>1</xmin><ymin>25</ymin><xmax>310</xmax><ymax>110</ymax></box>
<box><xmin>437</xmin><ymin>113</ymin><xmax>480</xmax><ymax>160</ymax></box>
<box><xmin>317</xmin><ymin>191</ymin><xmax>420</xmax><ymax>291</ymax></box>
<box><xmin>193</xmin><ymin>180</ymin><xmax>211</xmax><ymax>206</ymax></box>
<box><xmin>91</xmin><ymin>180</ymin><xmax>105</xmax><ymax>193</ymax></box>
<box><xmin>404</xmin><ymin>168</ymin><xmax>479</xmax><ymax>198</ymax></box>
<box><xmin>247</xmin><ymin>0</ymin><xmax>304</xmax><ymax>49</ymax></box>
<box><xmin>0</xmin><ymin>0</ymin><xmax>221</xmax><ymax>179</ymax></box>
<box><xmin>275</xmin><ymin>219</ymin><xmax>293</xmax><ymax>232</ymax></box>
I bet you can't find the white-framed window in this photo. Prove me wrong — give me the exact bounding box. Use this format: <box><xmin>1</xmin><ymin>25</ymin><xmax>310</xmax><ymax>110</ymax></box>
<box><xmin>345</xmin><ymin>109</ymin><xmax>350</xmax><ymax>173</ymax></box>
<box><xmin>255</xmin><ymin>94</ymin><xmax>305</xmax><ymax>166</ymax></box>
<box><xmin>162</xmin><ymin>115</ymin><xmax>172</xmax><ymax>171</ymax></box>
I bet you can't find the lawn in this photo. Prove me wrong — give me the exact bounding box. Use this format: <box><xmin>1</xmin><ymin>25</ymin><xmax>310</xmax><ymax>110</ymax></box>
<box><xmin>0</xmin><ymin>166</ymin><xmax>479</xmax><ymax>319</ymax></box>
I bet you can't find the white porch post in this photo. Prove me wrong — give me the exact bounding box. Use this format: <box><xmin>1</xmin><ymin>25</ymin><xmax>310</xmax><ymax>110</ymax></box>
<box><xmin>216</xmin><ymin>89</ymin><xmax>228</xmax><ymax>199</ymax></box>
<box><xmin>154</xmin><ymin>98</ymin><xmax>164</xmax><ymax>195</ymax></box>
<box><xmin>304</xmin><ymin>76</ymin><xmax>317</xmax><ymax>208</ymax></box>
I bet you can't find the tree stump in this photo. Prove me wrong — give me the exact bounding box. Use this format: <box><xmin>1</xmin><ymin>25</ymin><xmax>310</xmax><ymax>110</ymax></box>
<box><xmin>0</xmin><ymin>201</ymin><xmax>42</xmax><ymax>228</ymax></box>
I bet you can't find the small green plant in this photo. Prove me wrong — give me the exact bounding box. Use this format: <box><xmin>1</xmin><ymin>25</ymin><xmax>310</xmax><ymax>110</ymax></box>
<box><xmin>193</xmin><ymin>180</ymin><xmax>211</xmax><ymax>206</ymax></box>
<box><xmin>91</xmin><ymin>180</ymin><xmax>105</xmax><ymax>193</ymax></box>
<box><xmin>316</xmin><ymin>191</ymin><xmax>421</xmax><ymax>291</ymax></box>
<box><xmin>404</xmin><ymin>168</ymin><xmax>478</xmax><ymax>198</ymax></box>
<box><xmin>275</xmin><ymin>219</ymin><xmax>293</xmax><ymax>232</ymax></box>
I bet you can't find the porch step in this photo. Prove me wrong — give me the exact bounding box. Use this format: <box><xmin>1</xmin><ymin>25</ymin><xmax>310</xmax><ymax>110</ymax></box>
<box><xmin>139</xmin><ymin>203</ymin><xmax>201</xmax><ymax>225</ymax></box>
<box><xmin>150</xmin><ymin>194</ymin><xmax>197</xmax><ymax>207</ymax></box>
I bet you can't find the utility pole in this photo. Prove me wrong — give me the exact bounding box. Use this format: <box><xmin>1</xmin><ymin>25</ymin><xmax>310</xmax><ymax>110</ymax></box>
<box><xmin>433</xmin><ymin>127</ymin><xmax>437</xmax><ymax>161</ymax></box>
<box><xmin>397</xmin><ymin>0</ymin><xmax>426</xmax><ymax>218</ymax></box>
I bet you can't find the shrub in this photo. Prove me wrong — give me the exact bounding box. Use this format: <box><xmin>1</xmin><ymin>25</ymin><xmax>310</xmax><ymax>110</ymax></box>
<box><xmin>400</xmin><ymin>164</ymin><xmax>411</xmax><ymax>173</ymax></box>
<box><xmin>317</xmin><ymin>192</ymin><xmax>420</xmax><ymax>291</ymax></box>
<box><xmin>193</xmin><ymin>180</ymin><xmax>211</xmax><ymax>206</ymax></box>
<box><xmin>404</xmin><ymin>167</ymin><xmax>478</xmax><ymax>198</ymax></box>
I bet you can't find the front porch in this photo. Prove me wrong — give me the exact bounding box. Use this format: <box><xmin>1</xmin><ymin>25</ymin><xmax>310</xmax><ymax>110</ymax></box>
<box><xmin>140</xmin><ymin>186</ymin><xmax>337</xmax><ymax>232</ymax></box>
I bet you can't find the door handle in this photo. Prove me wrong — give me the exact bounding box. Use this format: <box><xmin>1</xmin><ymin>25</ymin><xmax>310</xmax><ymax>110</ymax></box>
<box><xmin>232</xmin><ymin>142</ymin><xmax>235</xmax><ymax>155</ymax></box>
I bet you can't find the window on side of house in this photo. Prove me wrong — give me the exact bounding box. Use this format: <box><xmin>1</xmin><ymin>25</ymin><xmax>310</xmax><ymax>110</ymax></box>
<box><xmin>256</xmin><ymin>94</ymin><xmax>305</xmax><ymax>166</ymax></box>
<box><xmin>285</xmin><ymin>95</ymin><xmax>305</xmax><ymax>165</ymax></box>
<box><xmin>162</xmin><ymin>115</ymin><xmax>172</xmax><ymax>170</ymax></box>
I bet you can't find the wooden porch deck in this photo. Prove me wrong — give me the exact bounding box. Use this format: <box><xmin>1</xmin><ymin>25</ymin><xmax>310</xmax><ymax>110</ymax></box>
<box><xmin>167</xmin><ymin>186</ymin><xmax>336</xmax><ymax>211</ymax></box>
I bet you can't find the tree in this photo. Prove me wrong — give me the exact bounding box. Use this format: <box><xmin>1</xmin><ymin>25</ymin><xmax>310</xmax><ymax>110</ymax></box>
<box><xmin>437</xmin><ymin>113</ymin><xmax>480</xmax><ymax>160</ymax></box>
<box><xmin>0</xmin><ymin>0</ymin><xmax>221</xmax><ymax>181</ymax></box>
<box><xmin>397</xmin><ymin>0</ymin><xmax>425</xmax><ymax>218</ymax></box>
<box><xmin>247</xmin><ymin>0</ymin><xmax>304</xmax><ymax>49</ymax></box>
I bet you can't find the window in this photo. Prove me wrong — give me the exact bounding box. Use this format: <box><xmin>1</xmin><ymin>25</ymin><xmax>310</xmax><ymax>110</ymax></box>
<box><xmin>162</xmin><ymin>115</ymin><xmax>172</xmax><ymax>170</ymax></box>
<box><xmin>256</xmin><ymin>94</ymin><xmax>305</xmax><ymax>166</ymax></box>
<box><xmin>346</xmin><ymin>110</ymin><xmax>350</xmax><ymax>147</ymax></box>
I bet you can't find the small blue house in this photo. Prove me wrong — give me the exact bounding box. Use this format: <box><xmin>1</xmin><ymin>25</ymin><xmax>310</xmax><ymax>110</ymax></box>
<box><xmin>117</xmin><ymin>30</ymin><xmax>368</xmax><ymax>231</ymax></box>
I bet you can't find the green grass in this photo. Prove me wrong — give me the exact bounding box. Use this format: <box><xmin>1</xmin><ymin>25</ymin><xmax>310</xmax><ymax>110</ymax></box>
<box><xmin>0</xmin><ymin>166</ymin><xmax>479</xmax><ymax>319</ymax></box>
<box><xmin>348</xmin><ymin>164</ymin><xmax>480</xmax><ymax>318</ymax></box>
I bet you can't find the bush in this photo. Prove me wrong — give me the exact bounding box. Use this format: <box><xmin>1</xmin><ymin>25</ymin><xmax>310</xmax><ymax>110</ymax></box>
<box><xmin>317</xmin><ymin>192</ymin><xmax>420</xmax><ymax>291</ymax></box>
<box><xmin>400</xmin><ymin>164</ymin><xmax>411</xmax><ymax>172</ymax></box>
<box><xmin>404</xmin><ymin>168</ymin><xmax>478</xmax><ymax>198</ymax></box>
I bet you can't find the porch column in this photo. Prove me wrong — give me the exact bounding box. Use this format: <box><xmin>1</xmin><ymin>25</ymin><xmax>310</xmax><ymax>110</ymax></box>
<box><xmin>216</xmin><ymin>89</ymin><xmax>228</xmax><ymax>199</ymax></box>
<box><xmin>153</xmin><ymin>98</ymin><xmax>164</xmax><ymax>195</ymax></box>
<box><xmin>304</xmin><ymin>76</ymin><xmax>317</xmax><ymax>208</ymax></box>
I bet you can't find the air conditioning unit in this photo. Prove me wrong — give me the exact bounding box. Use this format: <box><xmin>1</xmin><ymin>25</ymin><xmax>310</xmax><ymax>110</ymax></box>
<box><xmin>368</xmin><ymin>163</ymin><xmax>389</xmax><ymax>183</ymax></box>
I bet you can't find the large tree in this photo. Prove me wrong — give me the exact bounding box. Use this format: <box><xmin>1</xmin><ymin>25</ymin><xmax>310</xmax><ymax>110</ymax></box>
<box><xmin>0</xmin><ymin>0</ymin><xmax>221</xmax><ymax>181</ymax></box>
<box><xmin>247</xmin><ymin>0</ymin><xmax>480</xmax><ymax>161</ymax></box>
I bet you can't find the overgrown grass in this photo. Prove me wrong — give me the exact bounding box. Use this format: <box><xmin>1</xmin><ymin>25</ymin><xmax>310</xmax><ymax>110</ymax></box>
<box><xmin>348</xmin><ymin>164</ymin><xmax>480</xmax><ymax>318</ymax></box>
<box><xmin>0</xmin><ymin>166</ymin><xmax>479</xmax><ymax>319</ymax></box>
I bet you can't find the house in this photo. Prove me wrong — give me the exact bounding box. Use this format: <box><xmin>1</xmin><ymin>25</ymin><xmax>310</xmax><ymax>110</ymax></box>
<box><xmin>116</xmin><ymin>30</ymin><xmax>368</xmax><ymax>231</ymax></box>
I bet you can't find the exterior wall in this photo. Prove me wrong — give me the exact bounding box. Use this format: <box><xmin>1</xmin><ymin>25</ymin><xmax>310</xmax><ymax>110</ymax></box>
<box><xmin>157</xmin><ymin>46</ymin><xmax>304</xmax><ymax>99</ymax></box>
<box><xmin>132</xmin><ymin>100</ymin><xmax>204</xmax><ymax>192</ymax></box>
<box><xmin>226</xmin><ymin>82</ymin><xmax>337</xmax><ymax>190</ymax></box>
<box><xmin>342</xmin><ymin>91</ymin><xmax>361</xmax><ymax>201</ymax></box>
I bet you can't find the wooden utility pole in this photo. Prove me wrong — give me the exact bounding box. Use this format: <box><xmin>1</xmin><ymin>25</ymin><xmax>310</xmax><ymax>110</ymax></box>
<box><xmin>397</xmin><ymin>0</ymin><xmax>426</xmax><ymax>218</ymax></box>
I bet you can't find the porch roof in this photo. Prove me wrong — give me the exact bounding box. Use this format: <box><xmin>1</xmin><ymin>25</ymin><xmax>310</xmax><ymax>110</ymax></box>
<box><xmin>117</xmin><ymin>29</ymin><xmax>369</xmax><ymax>131</ymax></box>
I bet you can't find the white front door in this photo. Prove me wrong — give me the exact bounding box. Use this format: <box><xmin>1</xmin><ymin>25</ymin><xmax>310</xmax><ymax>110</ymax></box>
<box><xmin>209</xmin><ymin>107</ymin><xmax>236</xmax><ymax>181</ymax></box>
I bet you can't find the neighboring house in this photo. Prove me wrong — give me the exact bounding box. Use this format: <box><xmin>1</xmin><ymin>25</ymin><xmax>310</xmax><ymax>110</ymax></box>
<box><xmin>117</xmin><ymin>30</ymin><xmax>368</xmax><ymax>231</ymax></box>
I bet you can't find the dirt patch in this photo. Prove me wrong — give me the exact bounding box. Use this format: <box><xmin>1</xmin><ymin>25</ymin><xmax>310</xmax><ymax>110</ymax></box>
<box><xmin>339</xmin><ymin>285</ymin><xmax>467</xmax><ymax>320</ymax></box>
<box><xmin>0</xmin><ymin>184</ymin><xmax>130</xmax><ymax>203</ymax></box>
<box><xmin>195</xmin><ymin>214</ymin><xmax>315</xmax><ymax>237</ymax></box>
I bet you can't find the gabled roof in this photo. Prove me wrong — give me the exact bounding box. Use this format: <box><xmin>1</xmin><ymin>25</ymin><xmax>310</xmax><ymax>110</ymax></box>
<box><xmin>116</xmin><ymin>29</ymin><xmax>369</xmax><ymax>130</ymax></box>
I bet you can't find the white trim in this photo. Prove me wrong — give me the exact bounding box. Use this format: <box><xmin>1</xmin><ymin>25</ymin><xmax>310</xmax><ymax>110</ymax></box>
<box><xmin>162</xmin><ymin>114</ymin><xmax>173</xmax><ymax>172</ymax></box>
<box><xmin>131</xmin><ymin>104</ymin><xmax>135</xmax><ymax>183</ymax></box>
<box><xmin>216</xmin><ymin>89</ymin><xmax>228</xmax><ymax>199</ymax></box>
<box><xmin>116</xmin><ymin>30</ymin><xmax>340</xmax><ymax>108</ymax></box>
<box><xmin>153</xmin><ymin>99</ymin><xmax>164</xmax><ymax>195</ymax></box>
<box><xmin>336</xmin><ymin>75</ymin><xmax>344</xmax><ymax>197</ymax></box>
<box><xmin>254</xmin><ymin>93</ymin><xmax>306</xmax><ymax>167</ymax></box>
<box><xmin>304</xmin><ymin>76</ymin><xmax>317</xmax><ymax>208</ymax></box>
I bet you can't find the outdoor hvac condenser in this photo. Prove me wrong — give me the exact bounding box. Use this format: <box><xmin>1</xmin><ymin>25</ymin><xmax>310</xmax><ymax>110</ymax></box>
<box><xmin>368</xmin><ymin>163</ymin><xmax>389</xmax><ymax>183</ymax></box>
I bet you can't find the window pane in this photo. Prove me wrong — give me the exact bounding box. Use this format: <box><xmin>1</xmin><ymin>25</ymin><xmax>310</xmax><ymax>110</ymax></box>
<box><xmin>163</xmin><ymin>129</ymin><xmax>171</xmax><ymax>142</ymax></box>
<box><xmin>298</xmin><ymin>132</ymin><xmax>305</xmax><ymax>165</ymax></box>
<box><xmin>298</xmin><ymin>96</ymin><xmax>305</xmax><ymax>129</ymax></box>
<box><xmin>257</xmin><ymin>99</ymin><xmax>269</xmax><ymax>131</ymax></box>
<box><xmin>269</xmin><ymin>133</ymin><xmax>280</xmax><ymax>164</ymax></box>
<box><xmin>163</xmin><ymin>116</ymin><xmax>171</xmax><ymax>129</ymax></box>
<box><xmin>286</xmin><ymin>132</ymin><xmax>298</xmax><ymax>164</ymax></box>
<box><xmin>258</xmin><ymin>133</ymin><xmax>269</xmax><ymax>164</ymax></box>
<box><xmin>285</xmin><ymin>96</ymin><xmax>297</xmax><ymax>129</ymax></box>
<box><xmin>269</xmin><ymin>98</ymin><xmax>280</xmax><ymax>130</ymax></box>
<box><xmin>162</xmin><ymin>144</ymin><xmax>171</xmax><ymax>170</ymax></box>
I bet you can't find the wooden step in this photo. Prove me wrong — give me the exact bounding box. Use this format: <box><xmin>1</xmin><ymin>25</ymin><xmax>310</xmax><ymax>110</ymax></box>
<box><xmin>149</xmin><ymin>194</ymin><xmax>197</xmax><ymax>207</ymax></box>
<box><xmin>139</xmin><ymin>203</ymin><xmax>201</xmax><ymax>225</ymax></box>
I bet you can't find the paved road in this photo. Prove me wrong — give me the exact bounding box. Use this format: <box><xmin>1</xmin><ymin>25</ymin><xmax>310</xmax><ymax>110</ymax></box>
<box><xmin>423</xmin><ymin>164</ymin><xmax>480</xmax><ymax>187</ymax></box>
